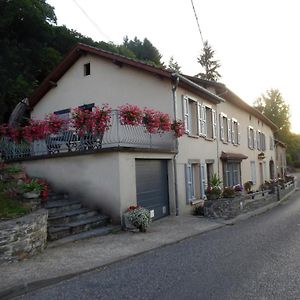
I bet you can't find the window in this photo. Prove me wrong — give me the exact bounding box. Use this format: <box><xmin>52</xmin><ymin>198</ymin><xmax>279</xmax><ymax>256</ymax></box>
<box><xmin>183</xmin><ymin>96</ymin><xmax>198</xmax><ymax>135</ymax></box>
<box><xmin>79</xmin><ymin>103</ymin><xmax>94</xmax><ymax>112</ymax></box>
<box><xmin>231</xmin><ymin>119</ymin><xmax>240</xmax><ymax>145</ymax></box>
<box><xmin>250</xmin><ymin>161</ymin><xmax>256</xmax><ymax>184</ymax></box>
<box><xmin>219</xmin><ymin>113</ymin><xmax>231</xmax><ymax>143</ymax></box>
<box><xmin>205</xmin><ymin>106</ymin><xmax>217</xmax><ymax>139</ymax></box>
<box><xmin>248</xmin><ymin>126</ymin><xmax>255</xmax><ymax>149</ymax></box>
<box><xmin>256</xmin><ymin>131</ymin><xmax>266</xmax><ymax>151</ymax></box>
<box><xmin>183</xmin><ymin>96</ymin><xmax>216</xmax><ymax>139</ymax></box>
<box><xmin>84</xmin><ymin>63</ymin><xmax>91</xmax><ymax>76</ymax></box>
<box><xmin>270</xmin><ymin>136</ymin><xmax>274</xmax><ymax>150</ymax></box>
<box><xmin>54</xmin><ymin>108</ymin><xmax>71</xmax><ymax>121</ymax></box>
<box><xmin>223</xmin><ymin>162</ymin><xmax>241</xmax><ymax>186</ymax></box>
<box><xmin>185</xmin><ymin>161</ymin><xmax>206</xmax><ymax>203</ymax></box>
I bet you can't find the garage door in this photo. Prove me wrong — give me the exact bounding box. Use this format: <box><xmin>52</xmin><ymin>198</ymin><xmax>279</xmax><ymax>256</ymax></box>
<box><xmin>136</xmin><ymin>159</ymin><xmax>169</xmax><ymax>220</ymax></box>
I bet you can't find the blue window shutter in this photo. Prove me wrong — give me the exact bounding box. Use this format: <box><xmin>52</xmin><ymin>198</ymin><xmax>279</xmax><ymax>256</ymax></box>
<box><xmin>200</xmin><ymin>163</ymin><xmax>206</xmax><ymax>199</ymax></box>
<box><xmin>185</xmin><ymin>163</ymin><xmax>193</xmax><ymax>203</ymax></box>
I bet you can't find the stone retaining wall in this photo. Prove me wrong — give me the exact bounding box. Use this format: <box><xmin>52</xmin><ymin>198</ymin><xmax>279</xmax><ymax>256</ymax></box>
<box><xmin>0</xmin><ymin>209</ymin><xmax>48</xmax><ymax>264</ymax></box>
<box><xmin>204</xmin><ymin>182</ymin><xmax>296</xmax><ymax>220</ymax></box>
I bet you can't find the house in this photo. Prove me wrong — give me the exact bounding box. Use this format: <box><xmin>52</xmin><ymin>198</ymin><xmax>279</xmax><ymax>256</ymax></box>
<box><xmin>0</xmin><ymin>43</ymin><xmax>279</xmax><ymax>223</ymax></box>
<box><xmin>275</xmin><ymin>139</ymin><xmax>287</xmax><ymax>178</ymax></box>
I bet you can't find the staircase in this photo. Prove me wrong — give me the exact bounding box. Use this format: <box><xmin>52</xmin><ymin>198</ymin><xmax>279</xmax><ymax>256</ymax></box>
<box><xmin>45</xmin><ymin>191</ymin><xmax>117</xmax><ymax>246</ymax></box>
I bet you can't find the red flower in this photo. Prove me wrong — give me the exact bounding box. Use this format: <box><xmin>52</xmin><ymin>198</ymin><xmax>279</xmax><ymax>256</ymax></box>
<box><xmin>118</xmin><ymin>104</ymin><xmax>143</xmax><ymax>126</ymax></box>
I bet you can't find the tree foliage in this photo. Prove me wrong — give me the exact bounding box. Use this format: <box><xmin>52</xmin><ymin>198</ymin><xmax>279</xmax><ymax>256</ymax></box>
<box><xmin>0</xmin><ymin>1</ymin><xmax>163</xmax><ymax>123</ymax></box>
<box><xmin>254</xmin><ymin>89</ymin><xmax>290</xmax><ymax>140</ymax></box>
<box><xmin>123</xmin><ymin>36</ymin><xmax>163</xmax><ymax>66</ymax></box>
<box><xmin>196</xmin><ymin>40</ymin><xmax>221</xmax><ymax>81</ymax></box>
<box><xmin>253</xmin><ymin>89</ymin><xmax>300</xmax><ymax>167</ymax></box>
<box><xmin>168</xmin><ymin>56</ymin><xmax>181</xmax><ymax>73</ymax></box>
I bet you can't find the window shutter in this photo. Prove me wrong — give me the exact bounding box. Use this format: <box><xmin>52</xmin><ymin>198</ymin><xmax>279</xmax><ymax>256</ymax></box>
<box><xmin>227</xmin><ymin>118</ymin><xmax>231</xmax><ymax>143</ymax></box>
<box><xmin>256</xmin><ymin>131</ymin><xmax>260</xmax><ymax>150</ymax></box>
<box><xmin>219</xmin><ymin>114</ymin><xmax>224</xmax><ymax>141</ymax></box>
<box><xmin>253</xmin><ymin>129</ymin><xmax>256</xmax><ymax>149</ymax></box>
<box><xmin>270</xmin><ymin>136</ymin><xmax>273</xmax><ymax>150</ymax></box>
<box><xmin>262</xmin><ymin>134</ymin><xmax>266</xmax><ymax>151</ymax></box>
<box><xmin>212</xmin><ymin>109</ymin><xmax>217</xmax><ymax>139</ymax></box>
<box><xmin>231</xmin><ymin>120</ymin><xmax>235</xmax><ymax>144</ymax></box>
<box><xmin>185</xmin><ymin>163</ymin><xmax>193</xmax><ymax>204</ymax></box>
<box><xmin>183</xmin><ymin>96</ymin><xmax>189</xmax><ymax>134</ymax></box>
<box><xmin>202</xmin><ymin>105</ymin><xmax>207</xmax><ymax>137</ymax></box>
<box><xmin>197</xmin><ymin>103</ymin><xmax>202</xmax><ymax>136</ymax></box>
<box><xmin>247</xmin><ymin>127</ymin><xmax>251</xmax><ymax>148</ymax></box>
<box><xmin>237</xmin><ymin>123</ymin><xmax>241</xmax><ymax>144</ymax></box>
<box><xmin>200</xmin><ymin>163</ymin><xmax>206</xmax><ymax>199</ymax></box>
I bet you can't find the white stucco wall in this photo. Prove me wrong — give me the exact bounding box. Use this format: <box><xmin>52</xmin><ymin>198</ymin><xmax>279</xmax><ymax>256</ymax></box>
<box><xmin>32</xmin><ymin>54</ymin><xmax>174</xmax><ymax>119</ymax></box>
<box><xmin>22</xmin><ymin>151</ymin><xmax>175</xmax><ymax>223</ymax></box>
<box><xmin>23</xmin><ymin>153</ymin><xmax>122</xmax><ymax>222</ymax></box>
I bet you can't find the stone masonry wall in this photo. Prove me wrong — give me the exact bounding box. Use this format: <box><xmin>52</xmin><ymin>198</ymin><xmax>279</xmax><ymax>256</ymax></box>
<box><xmin>0</xmin><ymin>209</ymin><xmax>48</xmax><ymax>264</ymax></box>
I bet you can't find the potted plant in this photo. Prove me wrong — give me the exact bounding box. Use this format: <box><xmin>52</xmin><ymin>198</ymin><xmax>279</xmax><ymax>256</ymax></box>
<box><xmin>244</xmin><ymin>181</ymin><xmax>253</xmax><ymax>193</ymax></box>
<box><xmin>233</xmin><ymin>184</ymin><xmax>243</xmax><ymax>196</ymax></box>
<box><xmin>124</xmin><ymin>205</ymin><xmax>151</xmax><ymax>232</ymax></box>
<box><xmin>20</xmin><ymin>179</ymin><xmax>44</xmax><ymax>199</ymax></box>
<box><xmin>222</xmin><ymin>186</ymin><xmax>235</xmax><ymax>198</ymax></box>
<box><xmin>205</xmin><ymin>174</ymin><xmax>222</xmax><ymax>200</ymax></box>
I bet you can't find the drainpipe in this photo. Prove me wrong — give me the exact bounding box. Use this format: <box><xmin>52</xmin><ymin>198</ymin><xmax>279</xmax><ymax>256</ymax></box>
<box><xmin>171</xmin><ymin>74</ymin><xmax>180</xmax><ymax>216</ymax></box>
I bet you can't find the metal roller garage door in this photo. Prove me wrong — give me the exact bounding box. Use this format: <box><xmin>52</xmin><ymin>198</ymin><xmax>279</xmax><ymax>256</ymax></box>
<box><xmin>135</xmin><ymin>159</ymin><xmax>169</xmax><ymax>220</ymax></box>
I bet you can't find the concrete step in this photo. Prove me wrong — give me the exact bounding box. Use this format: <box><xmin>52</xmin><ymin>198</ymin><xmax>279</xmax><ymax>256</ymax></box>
<box><xmin>47</xmin><ymin>214</ymin><xmax>110</xmax><ymax>241</ymax></box>
<box><xmin>47</xmin><ymin>191</ymin><xmax>69</xmax><ymax>201</ymax></box>
<box><xmin>47</xmin><ymin>225</ymin><xmax>121</xmax><ymax>248</ymax></box>
<box><xmin>48</xmin><ymin>208</ymin><xmax>99</xmax><ymax>225</ymax></box>
<box><xmin>46</xmin><ymin>200</ymin><xmax>82</xmax><ymax>215</ymax></box>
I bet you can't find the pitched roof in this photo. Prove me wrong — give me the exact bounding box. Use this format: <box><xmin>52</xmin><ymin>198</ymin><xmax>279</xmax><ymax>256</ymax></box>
<box><xmin>28</xmin><ymin>43</ymin><xmax>222</xmax><ymax>108</ymax></box>
<box><xmin>185</xmin><ymin>76</ymin><xmax>279</xmax><ymax>131</ymax></box>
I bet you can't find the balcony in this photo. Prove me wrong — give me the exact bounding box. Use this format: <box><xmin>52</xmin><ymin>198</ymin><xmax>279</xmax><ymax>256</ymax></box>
<box><xmin>0</xmin><ymin>111</ymin><xmax>177</xmax><ymax>161</ymax></box>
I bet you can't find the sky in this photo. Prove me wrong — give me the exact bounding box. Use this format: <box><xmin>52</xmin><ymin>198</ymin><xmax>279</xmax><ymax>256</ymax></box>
<box><xmin>47</xmin><ymin>0</ymin><xmax>300</xmax><ymax>133</ymax></box>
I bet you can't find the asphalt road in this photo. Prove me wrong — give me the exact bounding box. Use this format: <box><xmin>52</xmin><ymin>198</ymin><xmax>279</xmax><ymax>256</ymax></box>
<box><xmin>17</xmin><ymin>186</ymin><xmax>300</xmax><ymax>300</ymax></box>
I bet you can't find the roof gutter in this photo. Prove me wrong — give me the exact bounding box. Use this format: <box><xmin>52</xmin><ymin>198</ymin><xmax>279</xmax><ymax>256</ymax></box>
<box><xmin>171</xmin><ymin>73</ymin><xmax>225</xmax><ymax>104</ymax></box>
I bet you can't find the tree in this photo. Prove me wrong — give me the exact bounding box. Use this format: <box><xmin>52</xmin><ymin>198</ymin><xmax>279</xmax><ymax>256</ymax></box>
<box><xmin>168</xmin><ymin>56</ymin><xmax>181</xmax><ymax>73</ymax></box>
<box><xmin>0</xmin><ymin>1</ymin><xmax>163</xmax><ymax>123</ymax></box>
<box><xmin>253</xmin><ymin>89</ymin><xmax>290</xmax><ymax>141</ymax></box>
<box><xmin>196</xmin><ymin>40</ymin><xmax>221</xmax><ymax>81</ymax></box>
<box><xmin>122</xmin><ymin>36</ymin><xmax>163</xmax><ymax>66</ymax></box>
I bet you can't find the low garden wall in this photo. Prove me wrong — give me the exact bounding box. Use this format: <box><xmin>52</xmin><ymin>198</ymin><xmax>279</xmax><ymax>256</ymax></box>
<box><xmin>204</xmin><ymin>181</ymin><xmax>296</xmax><ymax>220</ymax></box>
<box><xmin>0</xmin><ymin>209</ymin><xmax>48</xmax><ymax>264</ymax></box>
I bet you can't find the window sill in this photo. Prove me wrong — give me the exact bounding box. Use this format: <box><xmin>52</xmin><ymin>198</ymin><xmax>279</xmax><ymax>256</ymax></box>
<box><xmin>205</xmin><ymin>137</ymin><xmax>214</xmax><ymax>142</ymax></box>
<box><xmin>190</xmin><ymin>199</ymin><xmax>205</xmax><ymax>206</ymax></box>
<box><xmin>188</xmin><ymin>134</ymin><xmax>199</xmax><ymax>139</ymax></box>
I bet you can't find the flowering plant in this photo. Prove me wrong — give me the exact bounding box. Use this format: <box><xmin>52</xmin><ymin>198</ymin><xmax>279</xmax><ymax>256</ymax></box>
<box><xmin>71</xmin><ymin>107</ymin><xmax>92</xmax><ymax>136</ymax></box>
<box><xmin>233</xmin><ymin>184</ymin><xmax>243</xmax><ymax>192</ymax></box>
<box><xmin>222</xmin><ymin>186</ymin><xmax>235</xmax><ymax>198</ymax></box>
<box><xmin>171</xmin><ymin>120</ymin><xmax>185</xmax><ymax>137</ymax></box>
<box><xmin>157</xmin><ymin>112</ymin><xmax>172</xmax><ymax>132</ymax></box>
<box><xmin>45</xmin><ymin>114</ymin><xmax>66</xmax><ymax>134</ymax></box>
<box><xmin>118</xmin><ymin>104</ymin><xmax>143</xmax><ymax>126</ymax></box>
<box><xmin>23</xmin><ymin>120</ymin><xmax>48</xmax><ymax>142</ymax></box>
<box><xmin>126</xmin><ymin>206</ymin><xmax>151</xmax><ymax>232</ymax></box>
<box><xmin>36</xmin><ymin>178</ymin><xmax>49</xmax><ymax>200</ymax></box>
<box><xmin>92</xmin><ymin>104</ymin><xmax>112</xmax><ymax>134</ymax></box>
<box><xmin>72</xmin><ymin>104</ymin><xmax>111</xmax><ymax>136</ymax></box>
<box><xmin>143</xmin><ymin>108</ymin><xmax>161</xmax><ymax>133</ymax></box>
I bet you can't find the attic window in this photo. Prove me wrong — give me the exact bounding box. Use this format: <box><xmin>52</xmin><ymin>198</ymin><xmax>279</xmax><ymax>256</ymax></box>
<box><xmin>84</xmin><ymin>63</ymin><xmax>90</xmax><ymax>76</ymax></box>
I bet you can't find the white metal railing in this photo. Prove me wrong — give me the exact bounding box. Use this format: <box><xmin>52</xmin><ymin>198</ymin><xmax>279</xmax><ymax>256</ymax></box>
<box><xmin>0</xmin><ymin>111</ymin><xmax>176</xmax><ymax>161</ymax></box>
